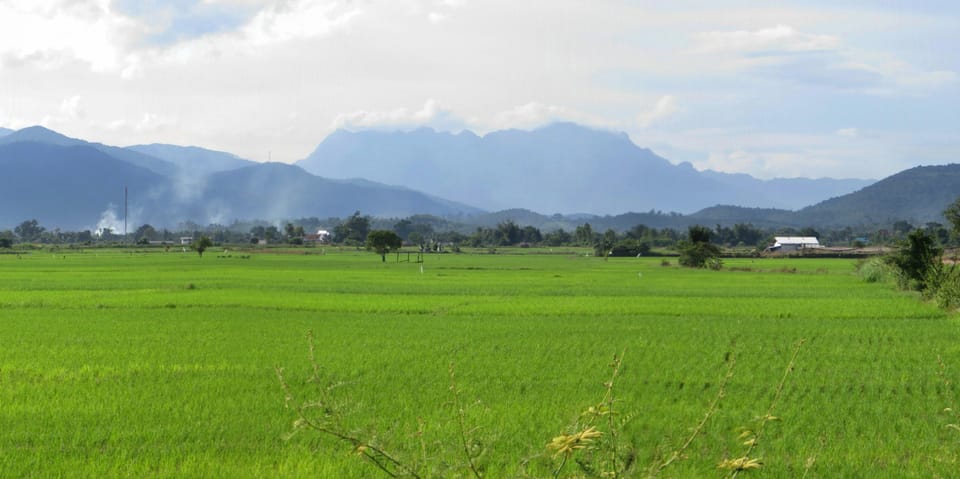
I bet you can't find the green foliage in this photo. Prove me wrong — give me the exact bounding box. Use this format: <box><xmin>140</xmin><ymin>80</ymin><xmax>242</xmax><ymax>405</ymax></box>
<box><xmin>933</xmin><ymin>266</ymin><xmax>960</xmax><ymax>310</ymax></box>
<box><xmin>608</xmin><ymin>238</ymin><xmax>651</xmax><ymax>257</ymax></box>
<box><xmin>191</xmin><ymin>235</ymin><xmax>214</xmax><ymax>257</ymax></box>
<box><xmin>14</xmin><ymin>219</ymin><xmax>45</xmax><ymax>243</ymax></box>
<box><xmin>944</xmin><ymin>196</ymin><xmax>960</xmax><ymax>244</ymax></box>
<box><xmin>856</xmin><ymin>257</ymin><xmax>896</xmax><ymax>283</ymax></box>
<box><xmin>886</xmin><ymin>229</ymin><xmax>942</xmax><ymax>291</ymax></box>
<box><xmin>366</xmin><ymin>230</ymin><xmax>402</xmax><ymax>262</ymax></box>
<box><xmin>678</xmin><ymin>225</ymin><xmax>722</xmax><ymax>268</ymax></box>
<box><xmin>133</xmin><ymin>224</ymin><xmax>157</xmax><ymax>243</ymax></box>
<box><xmin>335</xmin><ymin>211</ymin><xmax>371</xmax><ymax>244</ymax></box>
<box><xmin>574</xmin><ymin>223</ymin><xmax>595</xmax><ymax>246</ymax></box>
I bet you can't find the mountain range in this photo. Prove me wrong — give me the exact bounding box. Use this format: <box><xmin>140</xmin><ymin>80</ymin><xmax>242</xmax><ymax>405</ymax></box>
<box><xmin>0</xmin><ymin>123</ymin><xmax>956</xmax><ymax>232</ymax></box>
<box><xmin>297</xmin><ymin>123</ymin><xmax>872</xmax><ymax>214</ymax></box>
<box><xmin>0</xmin><ymin>126</ymin><xmax>479</xmax><ymax>230</ymax></box>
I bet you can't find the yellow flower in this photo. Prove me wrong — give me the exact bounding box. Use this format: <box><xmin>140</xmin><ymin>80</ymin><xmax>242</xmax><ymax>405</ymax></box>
<box><xmin>547</xmin><ymin>426</ymin><xmax>603</xmax><ymax>457</ymax></box>
<box><xmin>717</xmin><ymin>456</ymin><xmax>763</xmax><ymax>471</ymax></box>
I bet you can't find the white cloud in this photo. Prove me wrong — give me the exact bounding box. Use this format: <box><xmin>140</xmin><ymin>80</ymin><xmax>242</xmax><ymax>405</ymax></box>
<box><xmin>136</xmin><ymin>112</ymin><xmax>178</xmax><ymax>133</ymax></box>
<box><xmin>0</xmin><ymin>1</ymin><xmax>955</xmax><ymax>182</ymax></box>
<box><xmin>493</xmin><ymin>103</ymin><xmax>573</xmax><ymax>130</ymax></box>
<box><xmin>695</xmin><ymin>148</ymin><xmax>837</xmax><ymax>179</ymax></box>
<box><xmin>637</xmin><ymin>95</ymin><xmax>679</xmax><ymax>128</ymax></box>
<box><xmin>0</xmin><ymin>1</ymin><xmax>140</xmax><ymax>73</ymax></box>
<box><xmin>332</xmin><ymin>99</ymin><xmax>463</xmax><ymax>131</ymax></box>
<box><xmin>878</xmin><ymin>60</ymin><xmax>959</xmax><ymax>89</ymax></box>
<box><xmin>836</xmin><ymin>128</ymin><xmax>859</xmax><ymax>138</ymax></box>
<box><xmin>0</xmin><ymin>0</ymin><xmax>364</xmax><ymax>77</ymax></box>
<box><xmin>490</xmin><ymin>102</ymin><xmax>619</xmax><ymax>131</ymax></box>
<box><xmin>241</xmin><ymin>0</ymin><xmax>362</xmax><ymax>46</ymax></box>
<box><xmin>37</xmin><ymin>95</ymin><xmax>85</xmax><ymax>129</ymax></box>
<box><xmin>691</xmin><ymin>24</ymin><xmax>956</xmax><ymax>94</ymax></box>
<box><xmin>58</xmin><ymin>96</ymin><xmax>84</xmax><ymax>121</ymax></box>
<box><xmin>695</xmin><ymin>24</ymin><xmax>840</xmax><ymax>54</ymax></box>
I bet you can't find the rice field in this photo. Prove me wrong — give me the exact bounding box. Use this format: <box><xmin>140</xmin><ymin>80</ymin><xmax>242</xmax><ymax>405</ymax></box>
<box><xmin>0</xmin><ymin>248</ymin><xmax>958</xmax><ymax>477</ymax></box>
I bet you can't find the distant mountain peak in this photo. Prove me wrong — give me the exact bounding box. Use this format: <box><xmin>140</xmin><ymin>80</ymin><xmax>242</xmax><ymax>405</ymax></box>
<box><xmin>0</xmin><ymin>125</ymin><xmax>82</xmax><ymax>146</ymax></box>
<box><xmin>126</xmin><ymin>143</ymin><xmax>254</xmax><ymax>175</ymax></box>
<box><xmin>0</xmin><ymin>127</ymin><xmax>13</xmax><ymax>137</ymax></box>
<box><xmin>297</xmin><ymin>121</ymin><xmax>874</xmax><ymax>214</ymax></box>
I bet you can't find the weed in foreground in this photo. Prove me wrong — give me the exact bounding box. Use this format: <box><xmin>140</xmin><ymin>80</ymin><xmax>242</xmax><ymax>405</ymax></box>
<box><xmin>279</xmin><ymin>333</ymin><xmax>813</xmax><ymax>478</ymax></box>
<box><xmin>647</xmin><ymin>351</ymin><xmax>735</xmax><ymax>477</ymax></box>
<box><xmin>937</xmin><ymin>356</ymin><xmax>960</xmax><ymax>434</ymax></box>
<box><xmin>546</xmin><ymin>352</ymin><xmax>634</xmax><ymax>479</ymax></box>
<box><xmin>277</xmin><ymin>330</ymin><xmax>421</xmax><ymax>478</ymax></box>
<box><xmin>448</xmin><ymin>362</ymin><xmax>484</xmax><ymax>479</ymax></box>
<box><xmin>718</xmin><ymin>339</ymin><xmax>805</xmax><ymax>477</ymax></box>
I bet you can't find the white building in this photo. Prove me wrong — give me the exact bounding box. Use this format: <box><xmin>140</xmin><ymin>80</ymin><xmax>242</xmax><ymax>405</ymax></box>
<box><xmin>767</xmin><ymin>236</ymin><xmax>820</xmax><ymax>252</ymax></box>
<box><xmin>304</xmin><ymin>229</ymin><xmax>332</xmax><ymax>244</ymax></box>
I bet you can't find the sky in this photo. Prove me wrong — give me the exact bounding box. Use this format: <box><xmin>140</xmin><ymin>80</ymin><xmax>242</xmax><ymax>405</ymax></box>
<box><xmin>0</xmin><ymin>0</ymin><xmax>957</xmax><ymax>180</ymax></box>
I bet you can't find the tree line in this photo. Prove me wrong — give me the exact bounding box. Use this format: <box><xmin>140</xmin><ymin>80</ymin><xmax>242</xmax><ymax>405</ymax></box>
<box><xmin>4</xmin><ymin>210</ymin><xmax>958</xmax><ymax>254</ymax></box>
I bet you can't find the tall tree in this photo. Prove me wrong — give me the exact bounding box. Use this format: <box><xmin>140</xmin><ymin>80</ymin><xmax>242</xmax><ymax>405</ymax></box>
<box><xmin>191</xmin><ymin>236</ymin><xmax>214</xmax><ymax>258</ymax></box>
<box><xmin>366</xmin><ymin>230</ymin><xmax>402</xmax><ymax>262</ymax></box>
<box><xmin>944</xmin><ymin>197</ymin><xmax>960</xmax><ymax>242</ymax></box>
<box><xmin>335</xmin><ymin>211</ymin><xmax>371</xmax><ymax>244</ymax></box>
<box><xmin>574</xmin><ymin>223</ymin><xmax>594</xmax><ymax>246</ymax></box>
<box><xmin>134</xmin><ymin>224</ymin><xmax>157</xmax><ymax>243</ymax></box>
<box><xmin>14</xmin><ymin>219</ymin><xmax>45</xmax><ymax>243</ymax></box>
<box><xmin>678</xmin><ymin>225</ymin><xmax>722</xmax><ymax>269</ymax></box>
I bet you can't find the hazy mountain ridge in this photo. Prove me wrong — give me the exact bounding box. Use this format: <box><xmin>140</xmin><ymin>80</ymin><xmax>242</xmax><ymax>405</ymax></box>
<box><xmin>0</xmin><ymin>124</ymin><xmax>953</xmax><ymax>233</ymax></box>
<box><xmin>0</xmin><ymin>127</ymin><xmax>483</xmax><ymax>230</ymax></box>
<box><xmin>679</xmin><ymin>165</ymin><xmax>960</xmax><ymax>229</ymax></box>
<box><xmin>298</xmin><ymin>122</ymin><xmax>874</xmax><ymax>214</ymax></box>
<box><xmin>0</xmin><ymin>142</ymin><xmax>167</xmax><ymax>229</ymax></box>
<box><xmin>127</xmin><ymin>144</ymin><xmax>256</xmax><ymax>176</ymax></box>
<box><xmin>0</xmin><ymin>126</ymin><xmax>179</xmax><ymax>176</ymax></box>
<box><xmin>795</xmin><ymin>164</ymin><xmax>960</xmax><ymax>227</ymax></box>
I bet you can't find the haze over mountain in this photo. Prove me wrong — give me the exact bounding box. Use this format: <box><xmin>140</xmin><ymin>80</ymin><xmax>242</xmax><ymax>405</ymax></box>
<box><xmin>298</xmin><ymin>123</ymin><xmax>872</xmax><ymax>215</ymax></box>
<box><xmin>0</xmin><ymin>126</ymin><xmax>480</xmax><ymax>230</ymax></box>
<box><xmin>0</xmin><ymin>141</ymin><xmax>165</xmax><ymax>229</ymax></box>
<box><xmin>1</xmin><ymin>124</ymin><xmax>953</xmax><ymax>233</ymax></box>
<box><xmin>127</xmin><ymin>144</ymin><xmax>256</xmax><ymax>177</ymax></box>
<box><xmin>796</xmin><ymin>165</ymin><xmax>960</xmax><ymax>227</ymax></box>
<box><xmin>463</xmin><ymin>162</ymin><xmax>960</xmax><ymax>232</ymax></box>
<box><xmin>673</xmin><ymin>165</ymin><xmax>960</xmax><ymax>230</ymax></box>
<box><xmin>0</xmin><ymin>126</ymin><xmax>178</xmax><ymax>176</ymax></box>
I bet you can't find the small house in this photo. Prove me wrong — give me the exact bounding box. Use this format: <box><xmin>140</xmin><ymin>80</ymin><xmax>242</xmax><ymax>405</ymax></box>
<box><xmin>304</xmin><ymin>229</ymin><xmax>332</xmax><ymax>244</ymax></box>
<box><xmin>767</xmin><ymin>236</ymin><xmax>820</xmax><ymax>253</ymax></box>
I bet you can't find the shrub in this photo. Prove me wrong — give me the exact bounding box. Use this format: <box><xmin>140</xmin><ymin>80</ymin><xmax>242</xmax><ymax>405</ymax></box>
<box><xmin>933</xmin><ymin>265</ymin><xmax>960</xmax><ymax>310</ymax></box>
<box><xmin>608</xmin><ymin>239</ymin><xmax>651</xmax><ymax>257</ymax></box>
<box><xmin>886</xmin><ymin>229</ymin><xmax>942</xmax><ymax>291</ymax></box>
<box><xmin>857</xmin><ymin>257</ymin><xmax>895</xmax><ymax>283</ymax></box>
<box><xmin>677</xmin><ymin>226</ymin><xmax>722</xmax><ymax>269</ymax></box>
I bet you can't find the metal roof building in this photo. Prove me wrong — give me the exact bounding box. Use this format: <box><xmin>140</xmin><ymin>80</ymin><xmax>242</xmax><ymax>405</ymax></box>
<box><xmin>768</xmin><ymin>236</ymin><xmax>820</xmax><ymax>252</ymax></box>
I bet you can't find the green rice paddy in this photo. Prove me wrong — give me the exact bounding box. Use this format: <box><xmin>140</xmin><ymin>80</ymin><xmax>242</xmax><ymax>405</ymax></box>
<box><xmin>1</xmin><ymin>248</ymin><xmax>958</xmax><ymax>477</ymax></box>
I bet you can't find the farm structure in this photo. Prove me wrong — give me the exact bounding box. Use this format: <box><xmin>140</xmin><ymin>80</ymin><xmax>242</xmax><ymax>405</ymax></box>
<box><xmin>304</xmin><ymin>229</ymin><xmax>332</xmax><ymax>244</ymax></box>
<box><xmin>766</xmin><ymin>236</ymin><xmax>820</xmax><ymax>253</ymax></box>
